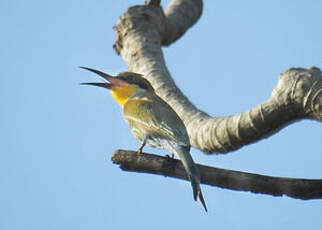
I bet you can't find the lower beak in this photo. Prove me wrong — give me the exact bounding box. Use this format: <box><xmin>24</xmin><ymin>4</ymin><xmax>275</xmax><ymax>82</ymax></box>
<box><xmin>80</xmin><ymin>82</ymin><xmax>111</xmax><ymax>89</ymax></box>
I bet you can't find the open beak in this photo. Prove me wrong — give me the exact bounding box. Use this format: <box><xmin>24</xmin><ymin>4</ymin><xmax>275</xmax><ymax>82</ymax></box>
<box><xmin>80</xmin><ymin>66</ymin><xmax>126</xmax><ymax>89</ymax></box>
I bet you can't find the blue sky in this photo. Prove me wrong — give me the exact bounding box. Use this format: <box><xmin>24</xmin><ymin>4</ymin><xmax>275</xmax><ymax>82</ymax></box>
<box><xmin>1</xmin><ymin>1</ymin><xmax>321</xmax><ymax>229</ymax></box>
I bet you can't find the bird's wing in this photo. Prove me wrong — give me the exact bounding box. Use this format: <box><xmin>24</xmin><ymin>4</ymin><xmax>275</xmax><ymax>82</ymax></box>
<box><xmin>123</xmin><ymin>94</ymin><xmax>190</xmax><ymax>147</ymax></box>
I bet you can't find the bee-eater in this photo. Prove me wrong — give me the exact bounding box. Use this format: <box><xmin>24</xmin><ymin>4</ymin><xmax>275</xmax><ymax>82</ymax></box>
<box><xmin>80</xmin><ymin>67</ymin><xmax>207</xmax><ymax>212</ymax></box>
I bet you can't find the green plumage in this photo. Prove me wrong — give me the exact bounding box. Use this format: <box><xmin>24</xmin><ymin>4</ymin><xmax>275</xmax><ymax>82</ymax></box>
<box><xmin>81</xmin><ymin>67</ymin><xmax>207</xmax><ymax>212</ymax></box>
<box><xmin>123</xmin><ymin>92</ymin><xmax>189</xmax><ymax>148</ymax></box>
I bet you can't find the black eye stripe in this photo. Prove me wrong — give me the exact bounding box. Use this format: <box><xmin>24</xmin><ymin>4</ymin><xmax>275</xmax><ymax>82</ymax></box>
<box><xmin>138</xmin><ymin>82</ymin><xmax>149</xmax><ymax>89</ymax></box>
<box><xmin>117</xmin><ymin>73</ymin><xmax>154</xmax><ymax>91</ymax></box>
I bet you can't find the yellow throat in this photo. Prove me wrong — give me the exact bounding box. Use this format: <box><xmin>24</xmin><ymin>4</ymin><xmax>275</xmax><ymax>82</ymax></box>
<box><xmin>110</xmin><ymin>84</ymin><xmax>139</xmax><ymax>107</ymax></box>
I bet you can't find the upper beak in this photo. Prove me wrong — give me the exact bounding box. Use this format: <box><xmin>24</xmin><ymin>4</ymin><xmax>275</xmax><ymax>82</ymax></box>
<box><xmin>80</xmin><ymin>66</ymin><xmax>126</xmax><ymax>89</ymax></box>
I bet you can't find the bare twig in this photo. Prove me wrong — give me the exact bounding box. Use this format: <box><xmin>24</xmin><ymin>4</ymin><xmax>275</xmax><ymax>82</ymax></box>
<box><xmin>112</xmin><ymin>149</ymin><xmax>322</xmax><ymax>200</ymax></box>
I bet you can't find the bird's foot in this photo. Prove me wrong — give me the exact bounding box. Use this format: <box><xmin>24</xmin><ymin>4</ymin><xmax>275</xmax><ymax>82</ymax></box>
<box><xmin>166</xmin><ymin>153</ymin><xmax>175</xmax><ymax>159</ymax></box>
<box><xmin>136</xmin><ymin>139</ymin><xmax>146</xmax><ymax>155</ymax></box>
<box><xmin>136</xmin><ymin>147</ymin><xmax>143</xmax><ymax>155</ymax></box>
<box><xmin>136</xmin><ymin>137</ymin><xmax>148</xmax><ymax>155</ymax></box>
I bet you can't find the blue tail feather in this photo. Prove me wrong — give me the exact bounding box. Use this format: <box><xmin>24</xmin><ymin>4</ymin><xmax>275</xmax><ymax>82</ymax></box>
<box><xmin>169</xmin><ymin>144</ymin><xmax>207</xmax><ymax>212</ymax></box>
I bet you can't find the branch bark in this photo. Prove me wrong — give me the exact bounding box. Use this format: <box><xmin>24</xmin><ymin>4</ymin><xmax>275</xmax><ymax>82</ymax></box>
<box><xmin>112</xmin><ymin>150</ymin><xmax>322</xmax><ymax>200</ymax></box>
<box><xmin>113</xmin><ymin>0</ymin><xmax>322</xmax><ymax>154</ymax></box>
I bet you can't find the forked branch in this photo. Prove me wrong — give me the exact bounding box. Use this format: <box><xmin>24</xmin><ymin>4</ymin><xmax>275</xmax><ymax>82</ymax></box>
<box><xmin>113</xmin><ymin>1</ymin><xmax>322</xmax><ymax>154</ymax></box>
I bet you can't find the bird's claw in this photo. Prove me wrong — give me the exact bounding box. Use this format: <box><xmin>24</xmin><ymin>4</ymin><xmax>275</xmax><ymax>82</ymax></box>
<box><xmin>166</xmin><ymin>154</ymin><xmax>175</xmax><ymax>159</ymax></box>
<box><xmin>136</xmin><ymin>138</ymin><xmax>146</xmax><ymax>155</ymax></box>
<box><xmin>136</xmin><ymin>148</ymin><xmax>143</xmax><ymax>155</ymax></box>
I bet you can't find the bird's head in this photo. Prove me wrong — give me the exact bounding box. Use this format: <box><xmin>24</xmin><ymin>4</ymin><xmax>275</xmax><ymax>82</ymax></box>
<box><xmin>80</xmin><ymin>67</ymin><xmax>154</xmax><ymax>107</ymax></box>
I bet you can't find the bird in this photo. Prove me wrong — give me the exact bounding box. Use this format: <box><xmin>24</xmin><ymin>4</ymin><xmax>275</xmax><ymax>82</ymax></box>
<box><xmin>80</xmin><ymin>66</ymin><xmax>207</xmax><ymax>212</ymax></box>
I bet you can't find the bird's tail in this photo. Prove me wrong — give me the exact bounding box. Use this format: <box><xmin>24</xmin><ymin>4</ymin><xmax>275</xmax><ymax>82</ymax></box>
<box><xmin>172</xmin><ymin>145</ymin><xmax>207</xmax><ymax>212</ymax></box>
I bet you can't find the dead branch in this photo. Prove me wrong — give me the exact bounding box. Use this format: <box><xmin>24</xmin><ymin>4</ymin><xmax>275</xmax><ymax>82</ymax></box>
<box><xmin>112</xmin><ymin>149</ymin><xmax>322</xmax><ymax>200</ymax></box>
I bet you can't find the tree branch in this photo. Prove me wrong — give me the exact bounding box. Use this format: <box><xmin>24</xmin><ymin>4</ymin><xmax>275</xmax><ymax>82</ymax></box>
<box><xmin>113</xmin><ymin>0</ymin><xmax>322</xmax><ymax>154</ymax></box>
<box><xmin>162</xmin><ymin>0</ymin><xmax>203</xmax><ymax>45</ymax></box>
<box><xmin>112</xmin><ymin>149</ymin><xmax>322</xmax><ymax>200</ymax></box>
